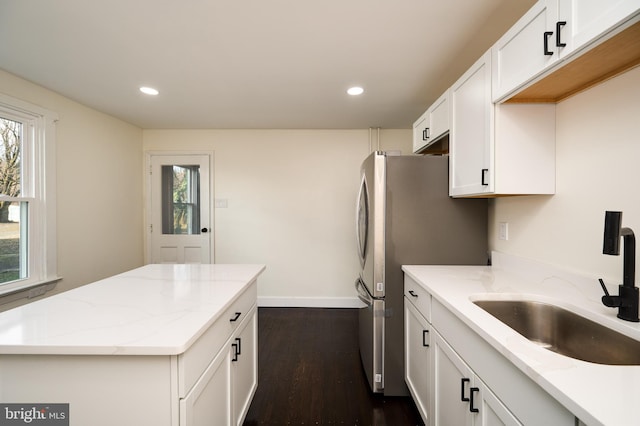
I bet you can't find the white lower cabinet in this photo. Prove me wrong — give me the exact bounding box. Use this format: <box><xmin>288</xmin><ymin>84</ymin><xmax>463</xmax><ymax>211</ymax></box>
<box><xmin>433</xmin><ymin>329</ymin><xmax>521</xmax><ymax>426</ymax></box>
<box><xmin>180</xmin><ymin>343</ymin><xmax>232</xmax><ymax>426</ymax></box>
<box><xmin>477</xmin><ymin>379</ymin><xmax>522</xmax><ymax>426</ymax></box>
<box><xmin>405</xmin><ymin>297</ymin><xmax>431</xmax><ymax>424</ymax></box>
<box><xmin>180</xmin><ymin>306</ymin><xmax>258</xmax><ymax>426</ymax></box>
<box><xmin>232</xmin><ymin>308</ymin><xmax>258</xmax><ymax>426</ymax></box>
<box><xmin>404</xmin><ymin>275</ymin><xmax>576</xmax><ymax>426</ymax></box>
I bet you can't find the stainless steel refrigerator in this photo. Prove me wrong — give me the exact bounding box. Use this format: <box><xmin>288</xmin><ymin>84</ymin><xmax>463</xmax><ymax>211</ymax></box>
<box><xmin>355</xmin><ymin>151</ymin><xmax>488</xmax><ymax>396</ymax></box>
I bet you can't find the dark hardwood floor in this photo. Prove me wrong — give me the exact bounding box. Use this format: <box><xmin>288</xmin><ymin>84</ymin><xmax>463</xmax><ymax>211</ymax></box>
<box><xmin>243</xmin><ymin>307</ymin><xmax>424</xmax><ymax>426</ymax></box>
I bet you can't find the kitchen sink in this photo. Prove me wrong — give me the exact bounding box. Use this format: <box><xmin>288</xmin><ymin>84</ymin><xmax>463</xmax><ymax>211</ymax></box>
<box><xmin>472</xmin><ymin>299</ymin><xmax>640</xmax><ymax>365</ymax></box>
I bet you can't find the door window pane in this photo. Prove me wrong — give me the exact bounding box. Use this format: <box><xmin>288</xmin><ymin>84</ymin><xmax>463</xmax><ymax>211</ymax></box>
<box><xmin>161</xmin><ymin>165</ymin><xmax>201</xmax><ymax>235</ymax></box>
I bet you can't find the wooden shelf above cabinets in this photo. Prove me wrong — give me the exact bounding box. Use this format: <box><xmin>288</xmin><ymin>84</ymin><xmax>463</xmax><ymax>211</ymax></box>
<box><xmin>505</xmin><ymin>20</ymin><xmax>640</xmax><ymax>104</ymax></box>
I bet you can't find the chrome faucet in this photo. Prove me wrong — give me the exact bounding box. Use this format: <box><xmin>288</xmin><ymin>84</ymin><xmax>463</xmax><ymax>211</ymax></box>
<box><xmin>599</xmin><ymin>211</ymin><xmax>639</xmax><ymax>322</ymax></box>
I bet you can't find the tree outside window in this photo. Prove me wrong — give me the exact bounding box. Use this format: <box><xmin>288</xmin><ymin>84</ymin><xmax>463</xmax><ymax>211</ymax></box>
<box><xmin>0</xmin><ymin>118</ymin><xmax>22</xmax><ymax>283</ymax></box>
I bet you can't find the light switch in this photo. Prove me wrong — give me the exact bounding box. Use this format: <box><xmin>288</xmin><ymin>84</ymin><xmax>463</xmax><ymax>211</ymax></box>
<box><xmin>215</xmin><ymin>198</ymin><xmax>228</xmax><ymax>208</ymax></box>
<box><xmin>499</xmin><ymin>222</ymin><xmax>509</xmax><ymax>241</ymax></box>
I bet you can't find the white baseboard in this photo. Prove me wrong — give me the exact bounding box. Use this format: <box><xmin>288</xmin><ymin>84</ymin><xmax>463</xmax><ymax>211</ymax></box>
<box><xmin>257</xmin><ymin>296</ymin><xmax>365</xmax><ymax>309</ymax></box>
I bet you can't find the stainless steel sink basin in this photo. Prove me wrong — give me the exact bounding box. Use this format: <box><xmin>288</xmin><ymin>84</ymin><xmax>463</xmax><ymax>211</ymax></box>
<box><xmin>473</xmin><ymin>299</ymin><xmax>640</xmax><ymax>365</ymax></box>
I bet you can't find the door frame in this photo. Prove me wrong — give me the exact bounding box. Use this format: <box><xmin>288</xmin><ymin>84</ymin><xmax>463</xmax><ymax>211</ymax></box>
<box><xmin>144</xmin><ymin>151</ymin><xmax>215</xmax><ymax>264</ymax></box>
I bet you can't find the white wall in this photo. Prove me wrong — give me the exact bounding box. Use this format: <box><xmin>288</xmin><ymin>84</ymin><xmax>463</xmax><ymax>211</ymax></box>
<box><xmin>4</xmin><ymin>63</ymin><xmax>635</xmax><ymax>310</ymax></box>
<box><xmin>143</xmin><ymin>129</ymin><xmax>412</xmax><ymax>306</ymax></box>
<box><xmin>490</xmin><ymin>66</ymin><xmax>640</xmax><ymax>285</ymax></box>
<box><xmin>0</xmin><ymin>70</ymin><xmax>144</xmax><ymax>311</ymax></box>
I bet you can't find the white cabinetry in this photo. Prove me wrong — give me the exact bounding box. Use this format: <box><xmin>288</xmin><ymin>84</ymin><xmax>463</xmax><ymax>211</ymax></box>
<box><xmin>493</xmin><ymin>0</ymin><xmax>640</xmax><ymax>102</ymax></box>
<box><xmin>413</xmin><ymin>90</ymin><xmax>450</xmax><ymax>153</ymax></box>
<box><xmin>431</xmin><ymin>296</ymin><xmax>575</xmax><ymax>425</ymax></box>
<box><xmin>180</xmin><ymin>341</ymin><xmax>232</xmax><ymax>425</ymax></box>
<box><xmin>432</xmin><ymin>329</ymin><xmax>521</xmax><ymax>426</ymax></box>
<box><xmin>231</xmin><ymin>308</ymin><xmax>258</xmax><ymax>426</ymax></box>
<box><xmin>413</xmin><ymin>111</ymin><xmax>429</xmax><ymax>153</ymax></box>
<box><xmin>492</xmin><ymin>0</ymin><xmax>560</xmax><ymax>102</ymax></box>
<box><xmin>404</xmin><ymin>274</ymin><xmax>576</xmax><ymax>426</ymax></box>
<box><xmin>180</xmin><ymin>304</ymin><xmax>258</xmax><ymax>426</ymax></box>
<box><xmin>449</xmin><ymin>50</ymin><xmax>555</xmax><ymax>197</ymax></box>
<box><xmin>404</xmin><ymin>293</ymin><xmax>431</xmax><ymax>424</ymax></box>
<box><xmin>559</xmin><ymin>0</ymin><xmax>640</xmax><ymax>55</ymax></box>
<box><xmin>449</xmin><ymin>51</ymin><xmax>491</xmax><ymax>196</ymax></box>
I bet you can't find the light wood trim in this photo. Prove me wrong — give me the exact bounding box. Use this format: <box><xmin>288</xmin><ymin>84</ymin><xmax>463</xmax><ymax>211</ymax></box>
<box><xmin>506</xmin><ymin>20</ymin><xmax>640</xmax><ymax>104</ymax></box>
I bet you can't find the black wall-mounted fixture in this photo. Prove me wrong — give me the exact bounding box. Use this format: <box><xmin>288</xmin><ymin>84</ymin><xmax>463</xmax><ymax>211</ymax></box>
<box><xmin>599</xmin><ymin>211</ymin><xmax>639</xmax><ymax>322</ymax></box>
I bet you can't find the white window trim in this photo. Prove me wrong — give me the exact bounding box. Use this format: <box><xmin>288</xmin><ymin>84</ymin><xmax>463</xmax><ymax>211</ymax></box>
<box><xmin>0</xmin><ymin>93</ymin><xmax>60</xmax><ymax>297</ymax></box>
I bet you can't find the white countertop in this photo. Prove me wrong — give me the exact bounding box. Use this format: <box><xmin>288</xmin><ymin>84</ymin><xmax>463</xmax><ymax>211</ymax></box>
<box><xmin>403</xmin><ymin>252</ymin><xmax>640</xmax><ymax>426</ymax></box>
<box><xmin>0</xmin><ymin>264</ymin><xmax>265</xmax><ymax>356</ymax></box>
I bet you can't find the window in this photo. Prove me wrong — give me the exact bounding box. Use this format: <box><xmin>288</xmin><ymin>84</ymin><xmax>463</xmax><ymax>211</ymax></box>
<box><xmin>161</xmin><ymin>165</ymin><xmax>201</xmax><ymax>235</ymax></box>
<box><xmin>0</xmin><ymin>93</ymin><xmax>58</xmax><ymax>295</ymax></box>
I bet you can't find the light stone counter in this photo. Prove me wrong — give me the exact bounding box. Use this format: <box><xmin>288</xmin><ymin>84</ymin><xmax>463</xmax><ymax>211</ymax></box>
<box><xmin>0</xmin><ymin>263</ymin><xmax>266</xmax><ymax>355</ymax></box>
<box><xmin>403</xmin><ymin>252</ymin><xmax>640</xmax><ymax>426</ymax></box>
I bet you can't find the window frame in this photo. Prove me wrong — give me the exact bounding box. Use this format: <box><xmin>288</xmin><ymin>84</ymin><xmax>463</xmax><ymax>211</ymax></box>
<box><xmin>0</xmin><ymin>93</ymin><xmax>58</xmax><ymax>296</ymax></box>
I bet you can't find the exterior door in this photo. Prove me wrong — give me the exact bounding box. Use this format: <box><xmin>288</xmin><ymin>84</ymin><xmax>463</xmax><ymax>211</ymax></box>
<box><xmin>148</xmin><ymin>154</ymin><xmax>212</xmax><ymax>264</ymax></box>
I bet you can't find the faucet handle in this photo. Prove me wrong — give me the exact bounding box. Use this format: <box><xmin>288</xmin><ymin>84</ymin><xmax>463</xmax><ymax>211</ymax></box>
<box><xmin>599</xmin><ymin>278</ymin><xmax>621</xmax><ymax>307</ymax></box>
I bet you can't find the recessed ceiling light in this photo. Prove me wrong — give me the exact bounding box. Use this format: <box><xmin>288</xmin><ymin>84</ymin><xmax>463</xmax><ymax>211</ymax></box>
<box><xmin>347</xmin><ymin>86</ymin><xmax>364</xmax><ymax>96</ymax></box>
<box><xmin>140</xmin><ymin>86</ymin><xmax>159</xmax><ymax>96</ymax></box>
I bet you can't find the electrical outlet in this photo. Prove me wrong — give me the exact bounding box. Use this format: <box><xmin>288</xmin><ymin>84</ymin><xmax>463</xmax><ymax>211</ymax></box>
<box><xmin>499</xmin><ymin>222</ymin><xmax>509</xmax><ymax>241</ymax></box>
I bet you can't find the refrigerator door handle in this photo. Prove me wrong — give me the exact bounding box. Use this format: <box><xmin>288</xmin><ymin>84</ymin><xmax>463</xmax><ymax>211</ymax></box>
<box><xmin>355</xmin><ymin>277</ymin><xmax>373</xmax><ymax>306</ymax></box>
<box><xmin>355</xmin><ymin>175</ymin><xmax>369</xmax><ymax>269</ymax></box>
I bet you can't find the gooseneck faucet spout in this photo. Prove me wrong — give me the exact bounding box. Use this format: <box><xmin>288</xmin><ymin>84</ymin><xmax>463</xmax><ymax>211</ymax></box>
<box><xmin>600</xmin><ymin>211</ymin><xmax>639</xmax><ymax>322</ymax></box>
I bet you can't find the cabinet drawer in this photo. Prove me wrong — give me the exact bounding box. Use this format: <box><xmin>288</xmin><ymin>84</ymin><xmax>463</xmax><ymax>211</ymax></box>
<box><xmin>404</xmin><ymin>275</ymin><xmax>431</xmax><ymax>321</ymax></box>
<box><xmin>178</xmin><ymin>281</ymin><xmax>257</xmax><ymax>397</ymax></box>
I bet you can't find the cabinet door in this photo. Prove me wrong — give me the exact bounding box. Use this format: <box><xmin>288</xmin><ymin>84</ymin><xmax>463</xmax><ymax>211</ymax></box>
<box><xmin>492</xmin><ymin>0</ymin><xmax>560</xmax><ymax>101</ymax></box>
<box><xmin>433</xmin><ymin>330</ymin><xmax>473</xmax><ymax>426</ymax></box>
<box><xmin>413</xmin><ymin>111</ymin><xmax>430</xmax><ymax>153</ymax></box>
<box><xmin>429</xmin><ymin>90</ymin><xmax>450</xmax><ymax>142</ymax></box>
<box><xmin>232</xmin><ymin>307</ymin><xmax>258</xmax><ymax>426</ymax></box>
<box><xmin>405</xmin><ymin>299</ymin><xmax>431</xmax><ymax>425</ymax></box>
<box><xmin>180</xmin><ymin>345</ymin><xmax>232</xmax><ymax>426</ymax></box>
<box><xmin>558</xmin><ymin>0</ymin><xmax>640</xmax><ymax>57</ymax></box>
<box><xmin>450</xmin><ymin>50</ymin><xmax>492</xmax><ymax>197</ymax></box>
<box><xmin>477</xmin><ymin>379</ymin><xmax>523</xmax><ymax>426</ymax></box>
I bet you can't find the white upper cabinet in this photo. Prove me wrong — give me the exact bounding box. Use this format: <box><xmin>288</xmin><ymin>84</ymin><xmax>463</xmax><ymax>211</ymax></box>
<box><xmin>559</xmin><ymin>0</ymin><xmax>640</xmax><ymax>55</ymax></box>
<box><xmin>492</xmin><ymin>0</ymin><xmax>640</xmax><ymax>102</ymax></box>
<box><xmin>449</xmin><ymin>52</ymin><xmax>492</xmax><ymax>196</ymax></box>
<box><xmin>412</xmin><ymin>90</ymin><xmax>450</xmax><ymax>153</ymax></box>
<box><xmin>450</xmin><ymin>50</ymin><xmax>556</xmax><ymax>198</ymax></box>
<box><xmin>427</xmin><ymin>90</ymin><xmax>450</xmax><ymax>144</ymax></box>
<box><xmin>492</xmin><ymin>0</ymin><xmax>560</xmax><ymax>102</ymax></box>
<box><xmin>412</xmin><ymin>111</ymin><xmax>429</xmax><ymax>153</ymax></box>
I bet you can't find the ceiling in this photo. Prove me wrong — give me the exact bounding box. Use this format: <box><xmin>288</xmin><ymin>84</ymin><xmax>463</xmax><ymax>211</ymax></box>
<box><xmin>0</xmin><ymin>0</ymin><xmax>535</xmax><ymax>129</ymax></box>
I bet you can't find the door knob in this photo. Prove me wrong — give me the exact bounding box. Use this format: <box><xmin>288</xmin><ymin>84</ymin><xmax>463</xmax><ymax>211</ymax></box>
<box><xmin>201</xmin><ymin>228</ymin><xmax>208</xmax><ymax>233</ymax></box>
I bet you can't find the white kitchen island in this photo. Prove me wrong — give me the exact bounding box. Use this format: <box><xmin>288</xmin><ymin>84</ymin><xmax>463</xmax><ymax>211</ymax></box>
<box><xmin>0</xmin><ymin>263</ymin><xmax>265</xmax><ymax>426</ymax></box>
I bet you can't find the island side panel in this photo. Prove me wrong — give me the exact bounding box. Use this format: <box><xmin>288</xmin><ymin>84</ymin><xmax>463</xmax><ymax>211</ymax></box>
<box><xmin>0</xmin><ymin>354</ymin><xmax>177</xmax><ymax>426</ymax></box>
